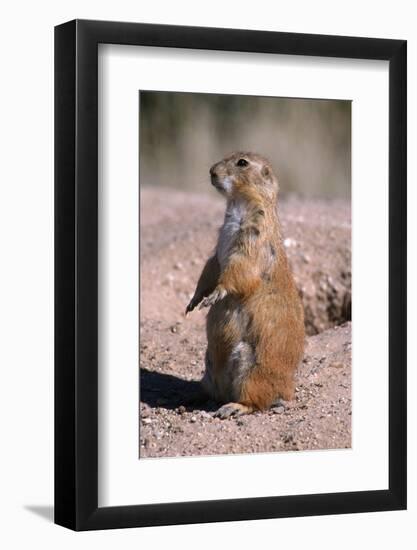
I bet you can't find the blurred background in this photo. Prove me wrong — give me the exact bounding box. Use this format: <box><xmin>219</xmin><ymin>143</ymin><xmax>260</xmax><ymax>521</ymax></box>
<box><xmin>139</xmin><ymin>91</ymin><xmax>351</xmax><ymax>198</ymax></box>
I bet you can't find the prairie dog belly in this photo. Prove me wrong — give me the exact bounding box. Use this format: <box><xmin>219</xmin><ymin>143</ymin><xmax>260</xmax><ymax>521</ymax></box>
<box><xmin>216</xmin><ymin>200</ymin><xmax>246</xmax><ymax>269</ymax></box>
<box><xmin>205</xmin><ymin>296</ymin><xmax>254</xmax><ymax>402</ymax></box>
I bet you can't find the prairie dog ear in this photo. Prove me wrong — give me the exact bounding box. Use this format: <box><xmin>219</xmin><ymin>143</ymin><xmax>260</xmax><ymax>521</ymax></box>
<box><xmin>261</xmin><ymin>165</ymin><xmax>271</xmax><ymax>178</ymax></box>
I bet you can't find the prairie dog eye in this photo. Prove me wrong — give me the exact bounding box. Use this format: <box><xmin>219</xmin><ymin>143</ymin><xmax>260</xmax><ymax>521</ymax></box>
<box><xmin>236</xmin><ymin>158</ymin><xmax>249</xmax><ymax>167</ymax></box>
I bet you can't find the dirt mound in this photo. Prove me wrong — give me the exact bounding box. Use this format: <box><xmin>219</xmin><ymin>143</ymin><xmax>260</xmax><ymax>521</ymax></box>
<box><xmin>280</xmin><ymin>197</ymin><xmax>351</xmax><ymax>334</ymax></box>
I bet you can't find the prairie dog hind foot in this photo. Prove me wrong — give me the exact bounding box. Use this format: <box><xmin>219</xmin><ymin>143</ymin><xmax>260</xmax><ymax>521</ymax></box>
<box><xmin>214</xmin><ymin>402</ymin><xmax>254</xmax><ymax>419</ymax></box>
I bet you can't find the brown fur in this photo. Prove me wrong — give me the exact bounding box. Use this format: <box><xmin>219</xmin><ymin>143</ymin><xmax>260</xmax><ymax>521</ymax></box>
<box><xmin>186</xmin><ymin>152</ymin><xmax>305</xmax><ymax>418</ymax></box>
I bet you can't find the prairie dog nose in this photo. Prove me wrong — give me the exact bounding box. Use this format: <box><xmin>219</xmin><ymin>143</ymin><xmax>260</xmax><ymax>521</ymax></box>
<box><xmin>209</xmin><ymin>162</ymin><xmax>219</xmax><ymax>177</ymax></box>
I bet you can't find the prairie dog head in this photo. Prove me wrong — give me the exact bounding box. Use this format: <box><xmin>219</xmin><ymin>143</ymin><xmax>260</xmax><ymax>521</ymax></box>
<box><xmin>209</xmin><ymin>152</ymin><xmax>279</xmax><ymax>202</ymax></box>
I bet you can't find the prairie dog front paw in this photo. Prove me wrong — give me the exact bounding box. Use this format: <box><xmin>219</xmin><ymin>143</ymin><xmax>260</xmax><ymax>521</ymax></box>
<box><xmin>199</xmin><ymin>285</ymin><xmax>227</xmax><ymax>309</ymax></box>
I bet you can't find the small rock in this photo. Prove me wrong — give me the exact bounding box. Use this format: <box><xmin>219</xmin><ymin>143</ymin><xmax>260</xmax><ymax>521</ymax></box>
<box><xmin>190</xmin><ymin>416</ymin><xmax>197</xmax><ymax>423</ymax></box>
<box><xmin>142</xmin><ymin>418</ymin><xmax>152</xmax><ymax>425</ymax></box>
<box><xmin>272</xmin><ymin>406</ymin><xmax>285</xmax><ymax>414</ymax></box>
<box><xmin>173</xmin><ymin>322</ymin><xmax>183</xmax><ymax>334</ymax></box>
<box><xmin>283</xmin><ymin>237</ymin><xmax>296</xmax><ymax>248</ymax></box>
<box><xmin>329</xmin><ymin>361</ymin><xmax>345</xmax><ymax>369</ymax></box>
<box><xmin>177</xmin><ymin>405</ymin><xmax>186</xmax><ymax>415</ymax></box>
<box><xmin>301</xmin><ymin>253</ymin><xmax>311</xmax><ymax>264</ymax></box>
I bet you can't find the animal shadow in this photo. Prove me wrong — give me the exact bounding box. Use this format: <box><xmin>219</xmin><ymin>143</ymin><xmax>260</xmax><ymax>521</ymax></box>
<box><xmin>140</xmin><ymin>367</ymin><xmax>217</xmax><ymax>412</ymax></box>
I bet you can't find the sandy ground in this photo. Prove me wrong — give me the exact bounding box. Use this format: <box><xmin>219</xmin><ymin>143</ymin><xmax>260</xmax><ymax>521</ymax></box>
<box><xmin>139</xmin><ymin>187</ymin><xmax>351</xmax><ymax>458</ymax></box>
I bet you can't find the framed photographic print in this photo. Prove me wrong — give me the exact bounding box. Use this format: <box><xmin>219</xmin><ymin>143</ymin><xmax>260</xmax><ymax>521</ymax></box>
<box><xmin>55</xmin><ymin>19</ymin><xmax>407</xmax><ymax>530</ymax></box>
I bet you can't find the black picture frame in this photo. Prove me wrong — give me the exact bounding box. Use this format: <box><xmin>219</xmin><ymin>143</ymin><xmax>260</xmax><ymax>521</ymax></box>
<box><xmin>55</xmin><ymin>19</ymin><xmax>407</xmax><ymax>531</ymax></box>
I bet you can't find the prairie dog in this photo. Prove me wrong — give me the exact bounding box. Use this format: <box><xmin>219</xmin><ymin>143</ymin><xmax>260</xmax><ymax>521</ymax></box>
<box><xmin>186</xmin><ymin>152</ymin><xmax>305</xmax><ymax>418</ymax></box>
